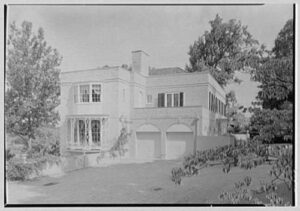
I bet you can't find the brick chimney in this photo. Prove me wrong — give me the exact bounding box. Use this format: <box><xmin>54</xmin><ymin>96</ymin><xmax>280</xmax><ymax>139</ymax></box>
<box><xmin>132</xmin><ymin>50</ymin><xmax>149</xmax><ymax>76</ymax></box>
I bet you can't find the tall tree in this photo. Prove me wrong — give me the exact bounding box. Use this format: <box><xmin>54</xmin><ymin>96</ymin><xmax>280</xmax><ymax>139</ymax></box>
<box><xmin>272</xmin><ymin>19</ymin><xmax>293</xmax><ymax>58</ymax></box>
<box><xmin>226</xmin><ymin>90</ymin><xmax>249</xmax><ymax>133</ymax></box>
<box><xmin>249</xmin><ymin>19</ymin><xmax>294</xmax><ymax>143</ymax></box>
<box><xmin>187</xmin><ymin>14</ymin><xmax>260</xmax><ymax>86</ymax></box>
<box><xmin>5</xmin><ymin>21</ymin><xmax>62</xmax><ymax>149</ymax></box>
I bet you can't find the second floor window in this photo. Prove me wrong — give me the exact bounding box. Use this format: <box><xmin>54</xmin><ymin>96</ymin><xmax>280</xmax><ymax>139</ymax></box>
<box><xmin>158</xmin><ymin>92</ymin><xmax>184</xmax><ymax>107</ymax></box>
<box><xmin>80</xmin><ymin>85</ymin><xmax>90</xmax><ymax>102</ymax></box>
<box><xmin>92</xmin><ymin>85</ymin><xmax>101</xmax><ymax>102</ymax></box>
<box><xmin>75</xmin><ymin>83</ymin><xmax>102</xmax><ymax>103</ymax></box>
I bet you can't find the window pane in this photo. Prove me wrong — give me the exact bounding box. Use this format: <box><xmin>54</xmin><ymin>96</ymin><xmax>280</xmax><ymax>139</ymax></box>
<box><xmin>167</xmin><ymin>94</ymin><xmax>172</xmax><ymax>107</ymax></box>
<box><xmin>74</xmin><ymin>120</ymin><xmax>78</xmax><ymax>144</ymax></box>
<box><xmin>174</xmin><ymin>93</ymin><xmax>179</xmax><ymax>107</ymax></box>
<box><xmin>158</xmin><ymin>93</ymin><xmax>164</xmax><ymax>107</ymax></box>
<box><xmin>92</xmin><ymin>84</ymin><xmax>101</xmax><ymax>102</ymax></box>
<box><xmin>180</xmin><ymin>92</ymin><xmax>184</xmax><ymax>107</ymax></box>
<box><xmin>80</xmin><ymin>85</ymin><xmax>90</xmax><ymax>102</ymax></box>
<box><xmin>91</xmin><ymin>120</ymin><xmax>101</xmax><ymax>145</ymax></box>
<box><xmin>79</xmin><ymin>120</ymin><xmax>86</xmax><ymax>145</ymax></box>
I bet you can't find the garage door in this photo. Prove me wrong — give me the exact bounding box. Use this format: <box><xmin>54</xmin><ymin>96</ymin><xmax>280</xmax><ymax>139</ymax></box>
<box><xmin>136</xmin><ymin>132</ymin><xmax>161</xmax><ymax>159</ymax></box>
<box><xmin>136</xmin><ymin>124</ymin><xmax>161</xmax><ymax>159</ymax></box>
<box><xmin>166</xmin><ymin>124</ymin><xmax>193</xmax><ymax>160</ymax></box>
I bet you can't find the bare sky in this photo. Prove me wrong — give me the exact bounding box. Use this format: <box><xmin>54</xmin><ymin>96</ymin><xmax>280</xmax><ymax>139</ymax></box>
<box><xmin>7</xmin><ymin>4</ymin><xmax>293</xmax><ymax>108</ymax></box>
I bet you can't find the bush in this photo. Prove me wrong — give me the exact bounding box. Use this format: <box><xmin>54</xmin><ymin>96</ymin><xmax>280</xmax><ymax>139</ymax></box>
<box><xmin>6</xmin><ymin>127</ymin><xmax>61</xmax><ymax>181</ymax></box>
<box><xmin>6</xmin><ymin>158</ymin><xmax>36</xmax><ymax>181</ymax></box>
<box><xmin>6</xmin><ymin>148</ymin><xmax>15</xmax><ymax>161</ymax></box>
<box><xmin>171</xmin><ymin>141</ymin><xmax>269</xmax><ymax>185</ymax></box>
<box><xmin>171</xmin><ymin>167</ymin><xmax>185</xmax><ymax>185</ymax></box>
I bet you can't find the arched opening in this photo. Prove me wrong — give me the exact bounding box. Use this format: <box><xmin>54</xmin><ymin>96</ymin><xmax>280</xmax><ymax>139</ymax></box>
<box><xmin>136</xmin><ymin>124</ymin><xmax>161</xmax><ymax>159</ymax></box>
<box><xmin>166</xmin><ymin>123</ymin><xmax>194</xmax><ymax>160</ymax></box>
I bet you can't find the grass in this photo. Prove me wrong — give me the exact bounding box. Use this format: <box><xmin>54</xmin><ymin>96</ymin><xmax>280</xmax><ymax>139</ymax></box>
<box><xmin>6</xmin><ymin>160</ymin><xmax>291</xmax><ymax>204</ymax></box>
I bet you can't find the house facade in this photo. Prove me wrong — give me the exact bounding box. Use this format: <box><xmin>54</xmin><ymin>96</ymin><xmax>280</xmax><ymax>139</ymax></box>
<box><xmin>59</xmin><ymin>50</ymin><xmax>228</xmax><ymax>165</ymax></box>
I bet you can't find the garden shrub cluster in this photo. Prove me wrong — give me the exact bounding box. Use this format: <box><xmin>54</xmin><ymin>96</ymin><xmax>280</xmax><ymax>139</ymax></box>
<box><xmin>6</xmin><ymin>127</ymin><xmax>61</xmax><ymax>181</ymax></box>
<box><xmin>171</xmin><ymin>141</ymin><xmax>269</xmax><ymax>185</ymax></box>
<box><xmin>171</xmin><ymin>141</ymin><xmax>293</xmax><ymax>206</ymax></box>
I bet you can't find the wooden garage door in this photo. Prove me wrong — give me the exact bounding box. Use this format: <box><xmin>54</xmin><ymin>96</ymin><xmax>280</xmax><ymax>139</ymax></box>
<box><xmin>166</xmin><ymin>132</ymin><xmax>193</xmax><ymax>160</ymax></box>
<box><xmin>136</xmin><ymin>132</ymin><xmax>161</xmax><ymax>159</ymax></box>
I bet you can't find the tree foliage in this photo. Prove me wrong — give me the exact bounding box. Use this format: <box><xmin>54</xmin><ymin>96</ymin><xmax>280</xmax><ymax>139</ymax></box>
<box><xmin>5</xmin><ymin>21</ymin><xmax>62</xmax><ymax>148</ymax></box>
<box><xmin>187</xmin><ymin>14</ymin><xmax>259</xmax><ymax>86</ymax></box>
<box><xmin>272</xmin><ymin>19</ymin><xmax>294</xmax><ymax>58</ymax></box>
<box><xmin>249</xmin><ymin>19</ymin><xmax>294</xmax><ymax>143</ymax></box>
<box><xmin>226</xmin><ymin>90</ymin><xmax>249</xmax><ymax>133</ymax></box>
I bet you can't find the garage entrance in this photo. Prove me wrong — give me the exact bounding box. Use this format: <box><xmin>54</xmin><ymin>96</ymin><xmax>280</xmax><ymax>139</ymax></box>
<box><xmin>166</xmin><ymin>124</ymin><xmax>193</xmax><ymax>160</ymax></box>
<box><xmin>136</xmin><ymin>124</ymin><xmax>161</xmax><ymax>159</ymax></box>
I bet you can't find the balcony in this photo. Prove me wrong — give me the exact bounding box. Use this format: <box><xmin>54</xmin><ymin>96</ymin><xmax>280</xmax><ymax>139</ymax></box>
<box><xmin>132</xmin><ymin>106</ymin><xmax>203</xmax><ymax>120</ymax></box>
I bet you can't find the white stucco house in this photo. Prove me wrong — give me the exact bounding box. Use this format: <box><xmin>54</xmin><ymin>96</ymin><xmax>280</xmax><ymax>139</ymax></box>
<box><xmin>59</xmin><ymin>50</ymin><xmax>229</xmax><ymax>166</ymax></box>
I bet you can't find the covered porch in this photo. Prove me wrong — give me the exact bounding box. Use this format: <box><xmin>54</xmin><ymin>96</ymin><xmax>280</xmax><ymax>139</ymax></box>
<box><xmin>65</xmin><ymin>114</ymin><xmax>109</xmax><ymax>151</ymax></box>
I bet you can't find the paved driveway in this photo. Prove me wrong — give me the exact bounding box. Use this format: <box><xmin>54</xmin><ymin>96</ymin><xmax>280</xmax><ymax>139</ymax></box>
<box><xmin>6</xmin><ymin>160</ymin><xmax>273</xmax><ymax>204</ymax></box>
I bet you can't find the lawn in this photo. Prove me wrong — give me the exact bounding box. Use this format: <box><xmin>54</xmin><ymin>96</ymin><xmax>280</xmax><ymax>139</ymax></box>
<box><xmin>6</xmin><ymin>160</ymin><xmax>289</xmax><ymax>204</ymax></box>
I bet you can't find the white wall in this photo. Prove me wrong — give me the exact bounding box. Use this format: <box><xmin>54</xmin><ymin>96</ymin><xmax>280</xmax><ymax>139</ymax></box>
<box><xmin>196</xmin><ymin>135</ymin><xmax>234</xmax><ymax>151</ymax></box>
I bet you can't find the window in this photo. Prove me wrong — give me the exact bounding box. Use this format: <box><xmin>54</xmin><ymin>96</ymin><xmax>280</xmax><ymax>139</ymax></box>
<box><xmin>80</xmin><ymin>85</ymin><xmax>90</xmax><ymax>102</ymax></box>
<box><xmin>179</xmin><ymin>92</ymin><xmax>184</xmax><ymax>107</ymax></box>
<box><xmin>74</xmin><ymin>120</ymin><xmax>78</xmax><ymax>144</ymax></box>
<box><xmin>79</xmin><ymin>120</ymin><xmax>86</xmax><ymax>145</ymax></box>
<box><xmin>91</xmin><ymin>120</ymin><xmax>101</xmax><ymax>145</ymax></box>
<box><xmin>167</xmin><ymin>93</ymin><xmax>172</xmax><ymax>107</ymax></box>
<box><xmin>92</xmin><ymin>84</ymin><xmax>101</xmax><ymax>102</ymax></box>
<box><xmin>174</xmin><ymin>93</ymin><xmax>179</xmax><ymax>107</ymax></box>
<box><xmin>158</xmin><ymin>93</ymin><xmax>165</xmax><ymax>107</ymax></box>
<box><xmin>157</xmin><ymin>92</ymin><xmax>184</xmax><ymax>107</ymax></box>
<box><xmin>75</xmin><ymin>83</ymin><xmax>102</xmax><ymax>103</ymax></box>
<box><xmin>147</xmin><ymin>95</ymin><xmax>152</xmax><ymax>104</ymax></box>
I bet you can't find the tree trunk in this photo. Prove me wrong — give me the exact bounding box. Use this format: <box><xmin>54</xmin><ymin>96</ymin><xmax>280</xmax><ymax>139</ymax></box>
<box><xmin>28</xmin><ymin>137</ymin><xmax>32</xmax><ymax>151</ymax></box>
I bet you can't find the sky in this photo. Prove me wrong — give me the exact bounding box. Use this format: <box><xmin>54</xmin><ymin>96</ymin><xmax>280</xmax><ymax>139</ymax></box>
<box><xmin>7</xmin><ymin>4</ymin><xmax>293</xmax><ymax>109</ymax></box>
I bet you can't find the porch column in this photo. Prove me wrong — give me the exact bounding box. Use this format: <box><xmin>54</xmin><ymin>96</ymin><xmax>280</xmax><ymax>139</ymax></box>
<box><xmin>88</xmin><ymin>118</ymin><xmax>92</xmax><ymax>146</ymax></box>
<box><xmin>76</xmin><ymin>119</ymin><xmax>80</xmax><ymax>146</ymax></box>
<box><xmin>160</xmin><ymin>130</ymin><xmax>167</xmax><ymax>159</ymax></box>
<box><xmin>70</xmin><ymin>118</ymin><xmax>74</xmax><ymax>146</ymax></box>
<box><xmin>100</xmin><ymin>118</ymin><xmax>103</xmax><ymax>147</ymax></box>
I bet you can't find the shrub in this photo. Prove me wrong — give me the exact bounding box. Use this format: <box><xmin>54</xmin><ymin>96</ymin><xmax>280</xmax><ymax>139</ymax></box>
<box><xmin>6</xmin><ymin>148</ymin><xmax>15</xmax><ymax>161</ymax></box>
<box><xmin>6</xmin><ymin>158</ymin><xmax>36</xmax><ymax>181</ymax></box>
<box><xmin>6</xmin><ymin>127</ymin><xmax>61</xmax><ymax>181</ymax></box>
<box><xmin>171</xmin><ymin>167</ymin><xmax>185</xmax><ymax>185</ymax></box>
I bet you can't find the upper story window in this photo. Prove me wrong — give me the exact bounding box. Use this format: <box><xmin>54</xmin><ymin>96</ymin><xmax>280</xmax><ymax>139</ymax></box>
<box><xmin>80</xmin><ymin>85</ymin><xmax>90</xmax><ymax>102</ymax></box>
<box><xmin>209</xmin><ymin>91</ymin><xmax>225</xmax><ymax>116</ymax></box>
<box><xmin>92</xmin><ymin>84</ymin><xmax>101</xmax><ymax>102</ymax></box>
<box><xmin>74</xmin><ymin>83</ymin><xmax>102</xmax><ymax>103</ymax></box>
<box><xmin>158</xmin><ymin>92</ymin><xmax>184</xmax><ymax>108</ymax></box>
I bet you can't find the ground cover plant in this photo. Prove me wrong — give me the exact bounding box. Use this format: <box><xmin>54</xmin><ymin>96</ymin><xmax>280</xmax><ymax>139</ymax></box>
<box><xmin>170</xmin><ymin>142</ymin><xmax>293</xmax><ymax>206</ymax></box>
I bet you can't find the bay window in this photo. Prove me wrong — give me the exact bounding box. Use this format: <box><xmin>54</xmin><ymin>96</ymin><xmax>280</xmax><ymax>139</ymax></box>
<box><xmin>80</xmin><ymin>85</ymin><xmax>90</xmax><ymax>102</ymax></box>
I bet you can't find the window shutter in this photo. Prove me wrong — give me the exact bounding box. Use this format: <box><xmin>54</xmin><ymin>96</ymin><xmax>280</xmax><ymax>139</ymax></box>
<box><xmin>180</xmin><ymin>92</ymin><xmax>184</xmax><ymax>107</ymax></box>
<box><xmin>74</xmin><ymin>85</ymin><xmax>78</xmax><ymax>103</ymax></box>
<box><xmin>209</xmin><ymin>92</ymin><xmax>211</xmax><ymax>111</ymax></box>
<box><xmin>158</xmin><ymin>93</ymin><xmax>165</xmax><ymax>107</ymax></box>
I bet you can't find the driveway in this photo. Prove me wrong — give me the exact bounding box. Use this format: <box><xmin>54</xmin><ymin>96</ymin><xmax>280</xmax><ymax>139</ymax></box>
<box><xmin>6</xmin><ymin>160</ymin><xmax>273</xmax><ymax>204</ymax></box>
